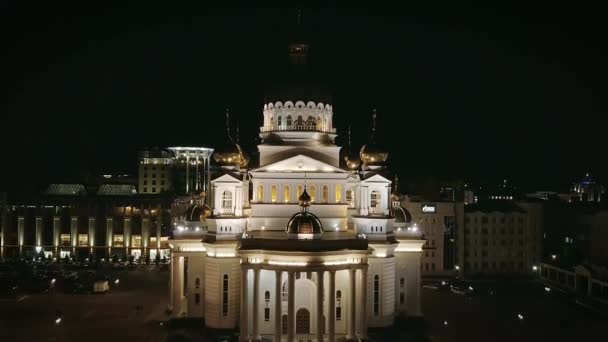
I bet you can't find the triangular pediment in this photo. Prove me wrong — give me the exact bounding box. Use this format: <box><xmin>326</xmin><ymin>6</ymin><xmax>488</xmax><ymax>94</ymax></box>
<box><xmin>252</xmin><ymin>154</ymin><xmax>347</xmax><ymax>173</ymax></box>
<box><xmin>211</xmin><ymin>173</ymin><xmax>242</xmax><ymax>183</ymax></box>
<box><xmin>361</xmin><ymin>173</ymin><xmax>391</xmax><ymax>184</ymax></box>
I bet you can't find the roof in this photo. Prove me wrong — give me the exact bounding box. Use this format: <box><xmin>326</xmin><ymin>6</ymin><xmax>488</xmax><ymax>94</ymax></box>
<box><xmin>465</xmin><ymin>200</ymin><xmax>526</xmax><ymax>214</ymax></box>
<box><xmin>45</xmin><ymin>184</ymin><xmax>86</xmax><ymax>196</ymax></box>
<box><xmin>97</xmin><ymin>184</ymin><xmax>137</xmax><ymax>196</ymax></box>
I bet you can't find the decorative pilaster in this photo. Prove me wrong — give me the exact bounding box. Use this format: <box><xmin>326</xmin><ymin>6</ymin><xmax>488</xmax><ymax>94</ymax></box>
<box><xmin>274</xmin><ymin>270</ymin><xmax>282</xmax><ymax>341</ymax></box>
<box><xmin>328</xmin><ymin>270</ymin><xmax>336</xmax><ymax>342</ymax></box>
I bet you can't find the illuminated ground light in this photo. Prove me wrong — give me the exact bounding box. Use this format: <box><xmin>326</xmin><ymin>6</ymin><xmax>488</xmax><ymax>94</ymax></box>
<box><xmin>517</xmin><ymin>313</ymin><xmax>524</xmax><ymax>320</ymax></box>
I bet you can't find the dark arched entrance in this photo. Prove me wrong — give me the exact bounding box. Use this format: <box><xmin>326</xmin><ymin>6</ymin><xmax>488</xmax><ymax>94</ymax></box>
<box><xmin>295</xmin><ymin>308</ymin><xmax>310</xmax><ymax>334</ymax></box>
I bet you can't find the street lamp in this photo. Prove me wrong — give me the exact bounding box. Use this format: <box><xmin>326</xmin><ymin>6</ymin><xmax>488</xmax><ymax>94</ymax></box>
<box><xmin>551</xmin><ymin>254</ymin><xmax>557</xmax><ymax>260</ymax></box>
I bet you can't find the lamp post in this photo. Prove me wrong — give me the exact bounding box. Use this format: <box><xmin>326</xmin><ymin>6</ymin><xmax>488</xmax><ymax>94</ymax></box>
<box><xmin>455</xmin><ymin>265</ymin><xmax>461</xmax><ymax>279</ymax></box>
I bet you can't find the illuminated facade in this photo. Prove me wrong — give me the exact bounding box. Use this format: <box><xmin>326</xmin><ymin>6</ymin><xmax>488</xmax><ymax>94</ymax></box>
<box><xmin>168</xmin><ymin>40</ymin><xmax>424</xmax><ymax>342</ymax></box>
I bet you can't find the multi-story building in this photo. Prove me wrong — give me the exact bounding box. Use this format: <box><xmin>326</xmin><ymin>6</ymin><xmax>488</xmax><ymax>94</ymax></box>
<box><xmin>137</xmin><ymin>147</ymin><xmax>214</xmax><ymax>196</ymax></box>
<box><xmin>167</xmin><ymin>37</ymin><xmax>424</xmax><ymax>342</ymax></box>
<box><xmin>0</xmin><ymin>186</ymin><xmax>172</xmax><ymax>261</ymax></box>
<box><xmin>458</xmin><ymin>200</ymin><xmax>542</xmax><ymax>276</ymax></box>
<box><xmin>402</xmin><ymin>196</ymin><xmax>464</xmax><ymax>276</ymax></box>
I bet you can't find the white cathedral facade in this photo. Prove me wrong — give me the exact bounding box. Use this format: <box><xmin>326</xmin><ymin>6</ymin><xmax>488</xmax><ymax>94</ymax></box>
<box><xmin>168</xmin><ymin>42</ymin><xmax>424</xmax><ymax>342</ymax></box>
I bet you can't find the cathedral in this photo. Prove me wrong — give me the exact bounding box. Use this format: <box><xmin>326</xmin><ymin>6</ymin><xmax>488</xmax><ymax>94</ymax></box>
<box><xmin>168</xmin><ymin>37</ymin><xmax>424</xmax><ymax>342</ymax></box>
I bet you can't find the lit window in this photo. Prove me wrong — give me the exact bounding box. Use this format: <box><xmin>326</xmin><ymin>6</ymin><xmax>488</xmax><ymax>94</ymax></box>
<box><xmin>283</xmin><ymin>185</ymin><xmax>290</xmax><ymax>203</ymax></box>
<box><xmin>222</xmin><ymin>274</ymin><xmax>229</xmax><ymax>316</ymax></box>
<box><xmin>222</xmin><ymin>191</ymin><xmax>233</xmax><ymax>209</ymax></box>
<box><xmin>113</xmin><ymin>235</ymin><xmax>124</xmax><ymax>247</ymax></box>
<box><xmin>286</xmin><ymin>115</ymin><xmax>292</xmax><ymax>127</ymax></box>
<box><xmin>335</xmin><ymin>184</ymin><xmax>342</xmax><ymax>203</ymax></box>
<box><xmin>271</xmin><ymin>185</ymin><xmax>277</xmax><ymax>203</ymax></box>
<box><xmin>322</xmin><ymin>185</ymin><xmax>328</xmax><ymax>203</ymax></box>
<box><xmin>297</xmin><ymin>185</ymin><xmax>303</xmax><ymax>199</ymax></box>
<box><xmin>310</xmin><ymin>185</ymin><xmax>316</xmax><ymax>202</ymax></box>
<box><xmin>60</xmin><ymin>234</ymin><xmax>70</xmax><ymax>246</ymax></box>
<box><xmin>78</xmin><ymin>234</ymin><xmax>88</xmax><ymax>246</ymax></box>
<box><xmin>257</xmin><ymin>185</ymin><xmax>264</xmax><ymax>202</ymax></box>
<box><xmin>131</xmin><ymin>235</ymin><xmax>142</xmax><ymax>248</ymax></box>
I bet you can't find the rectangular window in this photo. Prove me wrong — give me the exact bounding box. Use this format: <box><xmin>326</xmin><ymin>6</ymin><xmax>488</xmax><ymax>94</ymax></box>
<box><xmin>113</xmin><ymin>234</ymin><xmax>124</xmax><ymax>247</ymax></box>
<box><xmin>222</xmin><ymin>275</ymin><xmax>229</xmax><ymax>316</ymax></box>
<box><xmin>373</xmin><ymin>275</ymin><xmax>380</xmax><ymax>316</ymax></box>
<box><xmin>131</xmin><ymin>235</ymin><xmax>142</xmax><ymax>248</ymax></box>
<box><xmin>78</xmin><ymin>234</ymin><xmax>88</xmax><ymax>246</ymax></box>
<box><xmin>152</xmin><ymin>188</ymin><xmax>156</xmax><ymax>192</ymax></box>
<box><xmin>195</xmin><ymin>293</ymin><xmax>200</xmax><ymax>305</ymax></box>
<box><xmin>336</xmin><ymin>307</ymin><xmax>342</xmax><ymax>320</ymax></box>
<box><xmin>335</xmin><ymin>184</ymin><xmax>342</xmax><ymax>203</ymax></box>
<box><xmin>60</xmin><ymin>234</ymin><xmax>70</xmax><ymax>246</ymax></box>
<box><xmin>400</xmin><ymin>292</ymin><xmax>404</xmax><ymax>304</ymax></box>
<box><xmin>346</xmin><ymin>190</ymin><xmax>354</xmax><ymax>207</ymax></box>
<box><xmin>143</xmin><ymin>180</ymin><xmax>148</xmax><ymax>185</ymax></box>
<box><xmin>265</xmin><ymin>308</ymin><xmax>270</xmax><ymax>321</ymax></box>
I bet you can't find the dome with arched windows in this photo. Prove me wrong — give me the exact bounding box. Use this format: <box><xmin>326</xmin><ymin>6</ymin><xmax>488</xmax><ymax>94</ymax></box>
<box><xmin>286</xmin><ymin>187</ymin><xmax>323</xmax><ymax>239</ymax></box>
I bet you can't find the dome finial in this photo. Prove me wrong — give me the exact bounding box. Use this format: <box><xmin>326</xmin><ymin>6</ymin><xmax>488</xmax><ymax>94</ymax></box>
<box><xmin>394</xmin><ymin>174</ymin><xmax>400</xmax><ymax>194</ymax></box>
<box><xmin>348</xmin><ymin>125</ymin><xmax>352</xmax><ymax>148</ymax></box>
<box><xmin>297</xmin><ymin>8</ymin><xmax>302</xmax><ymax>25</ymax></box>
<box><xmin>225</xmin><ymin>106</ymin><xmax>233</xmax><ymax>142</ymax></box>
<box><xmin>372</xmin><ymin>108</ymin><xmax>377</xmax><ymax>135</ymax></box>
<box><xmin>236</xmin><ymin>120</ymin><xmax>240</xmax><ymax>144</ymax></box>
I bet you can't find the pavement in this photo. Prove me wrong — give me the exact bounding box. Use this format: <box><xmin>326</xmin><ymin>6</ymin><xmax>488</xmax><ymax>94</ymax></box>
<box><xmin>0</xmin><ymin>265</ymin><xmax>170</xmax><ymax>342</ymax></box>
<box><xmin>421</xmin><ymin>279</ymin><xmax>607</xmax><ymax>342</ymax></box>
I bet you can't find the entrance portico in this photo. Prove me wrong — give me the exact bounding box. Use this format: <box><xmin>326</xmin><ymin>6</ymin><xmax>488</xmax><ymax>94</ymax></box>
<box><xmin>239</xmin><ymin>243</ymin><xmax>370</xmax><ymax>342</ymax></box>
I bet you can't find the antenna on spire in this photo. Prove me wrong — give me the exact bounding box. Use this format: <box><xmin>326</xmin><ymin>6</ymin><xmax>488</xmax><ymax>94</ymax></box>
<box><xmin>236</xmin><ymin>120</ymin><xmax>240</xmax><ymax>144</ymax></box>
<box><xmin>297</xmin><ymin>8</ymin><xmax>302</xmax><ymax>25</ymax></box>
<box><xmin>225</xmin><ymin>107</ymin><xmax>232</xmax><ymax>141</ymax></box>
<box><xmin>372</xmin><ymin>108</ymin><xmax>377</xmax><ymax>134</ymax></box>
<box><xmin>348</xmin><ymin>125</ymin><xmax>352</xmax><ymax>148</ymax></box>
<box><xmin>394</xmin><ymin>174</ymin><xmax>400</xmax><ymax>194</ymax></box>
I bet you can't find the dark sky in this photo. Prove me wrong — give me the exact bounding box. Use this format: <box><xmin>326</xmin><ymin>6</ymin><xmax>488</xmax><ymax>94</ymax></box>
<box><xmin>2</xmin><ymin>4</ymin><xmax>606</xmax><ymax>193</ymax></box>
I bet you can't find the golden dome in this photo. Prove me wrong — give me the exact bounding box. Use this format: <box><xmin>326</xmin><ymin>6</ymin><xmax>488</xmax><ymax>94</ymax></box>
<box><xmin>213</xmin><ymin>108</ymin><xmax>248</xmax><ymax>168</ymax></box>
<box><xmin>359</xmin><ymin>109</ymin><xmax>388</xmax><ymax>165</ymax></box>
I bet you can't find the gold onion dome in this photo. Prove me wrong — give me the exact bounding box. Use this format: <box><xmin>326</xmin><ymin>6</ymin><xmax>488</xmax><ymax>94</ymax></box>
<box><xmin>344</xmin><ymin>126</ymin><xmax>361</xmax><ymax>170</ymax></box>
<box><xmin>213</xmin><ymin>109</ymin><xmax>247</xmax><ymax>168</ymax></box>
<box><xmin>359</xmin><ymin>109</ymin><xmax>388</xmax><ymax>165</ymax></box>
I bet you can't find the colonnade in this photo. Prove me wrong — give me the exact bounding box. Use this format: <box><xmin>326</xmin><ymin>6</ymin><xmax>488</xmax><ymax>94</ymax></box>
<box><xmin>241</xmin><ymin>265</ymin><xmax>368</xmax><ymax>342</ymax></box>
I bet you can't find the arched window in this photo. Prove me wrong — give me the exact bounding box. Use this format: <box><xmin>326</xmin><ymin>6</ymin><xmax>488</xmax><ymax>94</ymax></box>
<box><xmin>222</xmin><ymin>274</ymin><xmax>229</xmax><ymax>316</ymax></box>
<box><xmin>335</xmin><ymin>184</ymin><xmax>342</xmax><ymax>203</ymax></box>
<box><xmin>336</xmin><ymin>290</ymin><xmax>342</xmax><ymax>320</ymax></box>
<box><xmin>277</xmin><ymin>116</ymin><xmax>282</xmax><ymax>127</ymax></box>
<box><xmin>317</xmin><ymin>116</ymin><xmax>322</xmax><ymax>128</ymax></box>
<box><xmin>370</xmin><ymin>190</ymin><xmax>381</xmax><ymax>214</ymax></box>
<box><xmin>222</xmin><ymin>191</ymin><xmax>233</xmax><ymax>210</ymax></box>
<box><xmin>373</xmin><ymin>275</ymin><xmax>380</xmax><ymax>316</ymax></box>
<box><xmin>271</xmin><ymin>185</ymin><xmax>277</xmax><ymax>203</ymax></box>
<box><xmin>309</xmin><ymin>185</ymin><xmax>316</xmax><ymax>202</ymax></box>
<box><xmin>336</xmin><ymin>290</ymin><xmax>342</xmax><ymax>302</ymax></box>
<box><xmin>270</xmin><ymin>116</ymin><xmax>274</xmax><ymax>126</ymax></box>
<box><xmin>322</xmin><ymin>185</ymin><xmax>329</xmax><ymax>203</ymax></box>
<box><xmin>296</xmin><ymin>115</ymin><xmax>303</xmax><ymax>126</ymax></box>
<box><xmin>265</xmin><ymin>290</ymin><xmax>270</xmax><ymax>303</ymax></box>
<box><xmin>297</xmin><ymin>185</ymin><xmax>303</xmax><ymax>199</ymax></box>
<box><xmin>287</xmin><ymin>115</ymin><xmax>292</xmax><ymax>127</ymax></box>
<box><xmin>257</xmin><ymin>185</ymin><xmax>264</xmax><ymax>202</ymax></box>
<box><xmin>283</xmin><ymin>185</ymin><xmax>290</xmax><ymax>203</ymax></box>
<box><xmin>195</xmin><ymin>277</ymin><xmax>200</xmax><ymax>289</ymax></box>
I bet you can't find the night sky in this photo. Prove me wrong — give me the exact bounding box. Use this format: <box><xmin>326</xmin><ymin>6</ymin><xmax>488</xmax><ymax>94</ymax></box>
<box><xmin>2</xmin><ymin>4</ymin><xmax>606</xmax><ymax>193</ymax></box>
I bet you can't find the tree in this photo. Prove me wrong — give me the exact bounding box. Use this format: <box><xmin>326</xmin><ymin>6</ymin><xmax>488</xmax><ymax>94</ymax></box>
<box><xmin>63</xmin><ymin>254</ymin><xmax>70</xmax><ymax>264</ymax></box>
<box><xmin>161</xmin><ymin>255</ymin><xmax>167</xmax><ymax>264</ymax></box>
<box><xmin>129</xmin><ymin>255</ymin><xmax>135</xmax><ymax>265</ymax></box>
<box><xmin>155</xmin><ymin>253</ymin><xmax>161</xmax><ymax>265</ymax></box>
<box><xmin>112</xmin><ymin>254</ymin><xmax>118</xmax><ymax>264</ymax></box>
<box><xmin>145</xmin><ymin>255</ymin><xmax>151</xmax><ymax>265</ymax></box>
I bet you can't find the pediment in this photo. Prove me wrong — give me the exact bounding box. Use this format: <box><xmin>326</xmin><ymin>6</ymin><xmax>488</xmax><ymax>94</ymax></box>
<box><xmin>361</xmin><ymin>173</ymin><xmax>391</xmax><ymax>184</ymax></box>
<box><xmin>252</xmin><ymin>154</ymin><xmax>347</xmax><ymax>173</ymax></box>
<box><xmin>211</xmin><ymin>174</ymin><xmax>242</xmax><ymax>184</ymax></box>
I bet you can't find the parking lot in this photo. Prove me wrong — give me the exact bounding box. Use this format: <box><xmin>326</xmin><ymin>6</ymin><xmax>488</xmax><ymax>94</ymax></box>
<box><xmin>0</xmin><ymin>262</ymin><xmax>170</xmax><ymax>342</ymax></box>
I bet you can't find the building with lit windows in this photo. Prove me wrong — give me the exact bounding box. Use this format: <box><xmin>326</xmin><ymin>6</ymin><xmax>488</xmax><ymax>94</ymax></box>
<box><xmin>167</xmin><ymin>38</ymin><xmax>424</xmax><ymax>342</ymax></box>
<box><xmin>137</xmin><ymin>147</ymin><xmax>214</xmax><ymax>195</ymax></box>
<box><xmin>457</xmin><ymin>200</ymin><xmax>542</xmax><ymax>276</ymax></box>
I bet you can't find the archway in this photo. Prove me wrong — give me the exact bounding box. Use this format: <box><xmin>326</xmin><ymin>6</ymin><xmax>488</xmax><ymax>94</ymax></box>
<box><xmin>296</xmin><ymin>308</ymin><xmax>310</xmax><ymax>334</ymax></box>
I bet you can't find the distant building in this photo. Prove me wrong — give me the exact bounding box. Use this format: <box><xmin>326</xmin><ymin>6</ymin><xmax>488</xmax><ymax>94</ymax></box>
<box><xmin>571</xmin><ymin>173</ymin><xmax>605</xmax><ymax>203</ymax></box>
<box><xmin>137</xmin><ymin>147</ymin><xmax>214</xmax><ymax>196</ymax></box>
<box><xmin>402</xmin><ymin>196</ymin><xmax>464</xmax><ymax>276</ymax></box>
<box><xmin>0</xmin><ymin>189</ymin><xmax>173</xmax><ymax>260</ymax></box>
<box><xmin>458</xmin><ymin>200</ymin><xmax>543</xmax><ymax>276</ymax></box>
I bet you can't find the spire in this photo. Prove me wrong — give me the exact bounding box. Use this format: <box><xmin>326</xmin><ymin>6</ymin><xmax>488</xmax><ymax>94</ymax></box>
<box><xmin>372</xmin><ymin>108</ymin><xmax>377</xmax><ymax>136</ymax></box>
<box><xmin>236</xmin><ymin>120</ymin><xmax>240</xmax><ymax>144</ymax></box>
<box><xmin>348</xmin><ymin>125</ymin><xmax>352</xmax><ymax>148</ymax></box>
<box><xmin>394</xmin><ymin>174</ymin><xmax>400</xmax><ymax>195</ymax></box>
<box><xmin>297</xmin><ymin>8</ymin><xmax>302</xmax><ymax>25</ymax></box>
<box><xmin>225</xmin><ymin>106</ymin><xmax>233</xmax><ymax>142</ymax></box>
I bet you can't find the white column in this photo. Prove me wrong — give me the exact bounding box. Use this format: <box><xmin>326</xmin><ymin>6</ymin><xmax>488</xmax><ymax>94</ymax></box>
<box><xmin>328</xmin><ymin>271</ymin><xmax>336</xmax><ymax>342</ymax></box>
<box><xmin>287</xmin><ymin>271</ymin><xmax>295</xmax><ymax>342</ymax></box>
<box><xmin>317</xmin><ymin>270</ymin><xmax>325</xmax><ymax>342</ymax></box>
<box><xmin>252</xmin><ymin>268</ymin><xmax>260</xmax><ymax>340</ymax></box>
<box><xmin>70</xmin><ymin>216</ymin><xmax>78</xmax><ymax>250</ymax></box>
<box><xmin>171</xmin><ymin>255</ymin><xmax>184</xmax><ymax>316</ymax></box>
<box><xmin>275</xmin><ymin>270</ymin><xmax>282</xmax><ymax>342</ymax></box>
<box><xmin>53</xmin><ymin>216</ymin><xmax>60</xmax><ymax>250</ymax></box>
<box><xmin>17</xmin><ymin>217</ymin><xmax>24</xmax><ymax>249</ymax></box>
<box><xmin>88</xmin><ymin>218</ymin><xmax>95</xmax><ymax>248</ymax></box>
<box><xmin>348</xmin><ymin>269</ymin><xmax>356</xmax><ymax>339</ymax></box>
<box><xmin>359</xmin><ymin>267</ymin><xmax>368</xmax><ymax>339</ymax></box>
<box><xmin>240</xmin><ymin>268</ymin><xmax>249</xmax><ymax>342</ymax></box>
